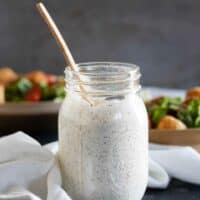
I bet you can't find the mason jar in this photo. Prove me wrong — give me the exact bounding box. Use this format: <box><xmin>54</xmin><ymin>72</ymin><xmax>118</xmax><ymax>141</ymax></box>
<box><xmin>58</xmin><ymin>62</ymin><xmax>148</xmax><ymax>200</ymax></box>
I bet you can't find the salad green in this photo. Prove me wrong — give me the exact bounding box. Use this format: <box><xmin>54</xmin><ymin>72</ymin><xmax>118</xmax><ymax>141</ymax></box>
<box><xmin>178</xmin><ymin>99</ymin><xmax>200</xmax><ymax>128</ymax></box>
<box><xmin>146</xmin><ymin>97</ymin><xmax>200</xmax><ymax>128</ymax></box>
<box><xmin>5</xmin><ymin>77</ymin><xmax>66</xmax><ymax>102</ymax></box>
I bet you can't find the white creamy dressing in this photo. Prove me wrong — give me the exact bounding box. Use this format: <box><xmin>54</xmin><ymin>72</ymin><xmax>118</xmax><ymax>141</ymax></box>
<box><xmin>58</xmin><ymin>91</ymin><xmax>148</xmax><ymax>200</ymax></box>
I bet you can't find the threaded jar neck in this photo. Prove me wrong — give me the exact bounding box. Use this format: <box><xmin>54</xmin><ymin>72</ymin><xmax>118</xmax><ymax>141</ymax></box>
<box><xmin>65</xmin><ymin>62</ymin><xmax>141</xmax><ymax>98</ymax></box>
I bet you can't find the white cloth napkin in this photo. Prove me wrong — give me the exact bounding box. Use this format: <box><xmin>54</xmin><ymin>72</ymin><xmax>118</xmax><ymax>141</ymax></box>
<box><xmin>0</xmin><ymin>132</ymin><xmax>71</xmax><ymax>200</ymax></box>
<box><xmin>1</xmin><ymin>132</ymin><xmax>200</xmax><ymax>200</ymax></box>
<box><xmin>148</xmin><ymin>144</ymin><xmax>200</xmax><ymax>188</ymax></box>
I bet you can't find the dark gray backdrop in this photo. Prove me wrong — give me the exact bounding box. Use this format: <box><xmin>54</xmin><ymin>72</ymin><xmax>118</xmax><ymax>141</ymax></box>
<box><xmin>0</xmin><ymin>0</ymin><xmax>200</xmax><ymax>88</ymax></box>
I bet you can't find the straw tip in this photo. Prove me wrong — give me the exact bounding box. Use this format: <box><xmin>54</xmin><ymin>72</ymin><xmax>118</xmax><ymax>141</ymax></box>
<box><xmin>36</xmin><ymin>0</ymin><xmax>42</xmax><ymax>6</ymax></box>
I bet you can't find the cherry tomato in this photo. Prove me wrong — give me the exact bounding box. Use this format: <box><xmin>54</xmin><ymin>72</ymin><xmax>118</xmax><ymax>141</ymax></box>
<box><xmin>25</xmin><ymin>86</ymin><xmax>42</xmax><ymax>102</ymax></box>
<box><xmin>46</xmin><ymin>74</ymin><xmax>57</xmax><ymax>85</ymax></box>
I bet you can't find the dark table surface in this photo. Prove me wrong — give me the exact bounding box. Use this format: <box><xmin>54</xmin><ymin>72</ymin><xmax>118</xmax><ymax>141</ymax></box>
<box><xmin>144</xmin><ymin>179</ymin><xmax>200</xmax><ymax>200</ymax></box>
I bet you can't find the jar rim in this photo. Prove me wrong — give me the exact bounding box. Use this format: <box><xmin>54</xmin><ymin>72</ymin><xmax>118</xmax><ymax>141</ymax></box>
<box><xmin>65</xmin><ymin>62</ymin><xmax>139</xmax><ymax>76</ymax></box>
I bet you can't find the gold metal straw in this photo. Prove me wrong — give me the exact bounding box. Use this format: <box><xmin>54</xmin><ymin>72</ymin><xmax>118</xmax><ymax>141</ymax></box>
<box><xmin>36</xmin><ymin>2</ymin><xmax>93</xmax><ymax>105</ymax></box>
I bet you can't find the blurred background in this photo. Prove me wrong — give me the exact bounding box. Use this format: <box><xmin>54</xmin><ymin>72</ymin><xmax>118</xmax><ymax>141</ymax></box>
<box><xmin>0</xmin><ymin>0</ymin><xmax>199</xmax><ymax>88</ymax></box>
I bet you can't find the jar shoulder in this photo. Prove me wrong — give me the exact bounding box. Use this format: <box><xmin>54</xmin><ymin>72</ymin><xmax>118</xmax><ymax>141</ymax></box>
<box><xmin>59</xmin><ymin>93</ymin><xmax>147</xmax><ymax>120</ymax></box>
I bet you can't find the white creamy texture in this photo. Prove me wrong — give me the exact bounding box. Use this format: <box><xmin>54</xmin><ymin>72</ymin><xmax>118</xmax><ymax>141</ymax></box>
<box><xmin>58</xmin><ymin>92</ymin><xmax>148</xmax><ymax>200</ymax></box>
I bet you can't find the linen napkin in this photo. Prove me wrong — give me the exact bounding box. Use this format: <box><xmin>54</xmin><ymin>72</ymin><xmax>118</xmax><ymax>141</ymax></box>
<box><xmin>148</xmin><ymin>143</ymin><xmax>200</xmax><ymax>188</ymax></box>
<box><xmin>1</xmin><ymin>132</ymin><xmax>200</xmax><ymax>200</ymax></box>
<box><xmin>0</xmin><ymin>132</ymin><xmax>70</xmax><ymax>200</ymax></box>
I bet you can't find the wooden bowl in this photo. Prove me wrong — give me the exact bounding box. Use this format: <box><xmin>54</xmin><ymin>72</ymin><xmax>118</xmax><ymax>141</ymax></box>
<box><xmin>149</xmin><ymin>129</ymin><xmax>200</xmax><ymax>146</ymax></box>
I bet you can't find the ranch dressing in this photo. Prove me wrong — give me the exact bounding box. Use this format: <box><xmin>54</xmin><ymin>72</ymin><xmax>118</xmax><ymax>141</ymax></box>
<box><xmin>58</xmin><ymin>62</ymin><xmax>148</xmax><ymax>200</ymax></box>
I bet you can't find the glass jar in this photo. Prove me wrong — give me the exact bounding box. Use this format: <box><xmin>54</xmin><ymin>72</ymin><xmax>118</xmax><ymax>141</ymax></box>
<box><xmin>58</xmin><ymin>62</ymin><xmax>148</xmax><ymax>200</ymax></box>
